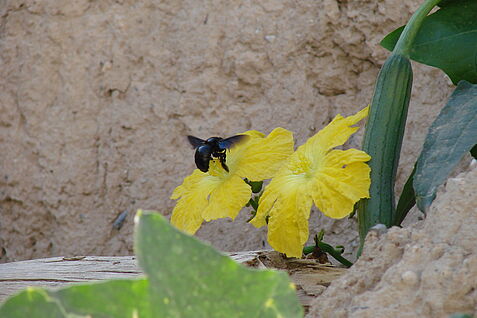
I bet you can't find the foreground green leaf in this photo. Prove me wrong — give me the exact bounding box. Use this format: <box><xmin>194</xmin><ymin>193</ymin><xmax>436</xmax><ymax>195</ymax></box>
<box><xmin>135</xmin><ymin>210</ymin><xmax>303</xmax><ymax>318</ymax></box>
<box><xmin>0</xmin><ymin>280</ymin><xmax>150</xmax><ymax>318</ymax></box>
<box><xmin>381</xmin><ymin>0</ymin><xmax>477</xmax><ymax>84</ymax></box>
<box><xmin>0</xmin><ymin>211</ymin><xmax>302</xmax><ymax>317</ymax></box>
<box><xmin>0</xmin><ymin>288</ymin><xmax>65</xmax><ymax>318</ymax></box>
<box><xmin>414</xmin><ymin>81</ymin><xmax>477</xmax><ymax>212</ymax></box>
<box><xmin>51</xmin><ymin>279</ymin><xmax>150</xmax><ymax>317</ymax></box>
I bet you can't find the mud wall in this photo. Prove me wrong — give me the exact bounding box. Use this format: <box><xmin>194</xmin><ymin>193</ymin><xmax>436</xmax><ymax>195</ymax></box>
<box><xmin>0</xmin><ymin>0</ymin><xmax>453</xmax><ymax>262</ymax></box>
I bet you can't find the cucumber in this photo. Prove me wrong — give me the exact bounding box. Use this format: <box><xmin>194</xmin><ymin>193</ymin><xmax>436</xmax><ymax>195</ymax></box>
<box><xmin>357</xmin><ymin>53</ymin><xmax>413</xmax><ymax>250</ymax></box>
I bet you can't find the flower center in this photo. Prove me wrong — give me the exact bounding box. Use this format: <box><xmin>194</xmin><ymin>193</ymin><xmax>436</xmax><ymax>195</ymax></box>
<box><xmin>290</xmin><ymin>152</ymin><xmax>312</xmax><ymax>177</ymax></box>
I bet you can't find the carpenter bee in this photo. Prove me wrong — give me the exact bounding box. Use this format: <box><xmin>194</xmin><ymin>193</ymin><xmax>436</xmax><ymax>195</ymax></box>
<box><xmin>187</xmin><ymin>134</ymin><xmax>248</xmax><ymax>173</ymax></box>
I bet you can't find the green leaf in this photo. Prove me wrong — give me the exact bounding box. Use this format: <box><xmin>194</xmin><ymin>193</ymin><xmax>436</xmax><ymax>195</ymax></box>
<box><xmin>51</xmin><ymin>279</ymin><xmax>150</xmax><ymax>317</ymax></box>
<box><xmin>438</xmin><ymin>0</ymin><xmax>459</xmax><ymax>7</ymax></box>
<box><xmin>414</xmin><ymin>81</ymin><xmax>477</xmax><ymax>212</ymax></box>
<box><xmin>0</xmin><ymin>280</ymin><xmax>150</xmax><ymax>318</ymax></box>
<box><xmin>0</xmin><ymin>288</ymin><xmax>65</xmax><ymax>318</ymax></box>
<box><xmin>394</xmin><ymin>165</ymin><xmax>417</xmax><ymax>226</ymax></box>
<box><xmin>381</xmin><ymin>0</ymin><xmax>477</xmax><ymax>84</ymax></box>
<box><xmin>135</xmin><ymin>210</ymin><xmax>303</xmax><ymax>318</ymax></box>
<box><xmin>1</xmin><ymin>211</ymin><xmax>302</xmax><ymax>317</ymax></box>
<box><xmin>250</xmin><ymin>181</ymin><xmax>263</xmax><ymax>193</ymax></box>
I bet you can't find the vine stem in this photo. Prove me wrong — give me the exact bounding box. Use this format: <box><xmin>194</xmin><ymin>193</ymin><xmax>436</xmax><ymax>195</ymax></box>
<box><xmin>393</xmin><ymin>0</ymin><xmax>442</xmax><ymax>57</ymax></box>
<box><xmin>303</xmin><ymin>243</ymin><xmax>353</xmax><ymax>268</ymax></box>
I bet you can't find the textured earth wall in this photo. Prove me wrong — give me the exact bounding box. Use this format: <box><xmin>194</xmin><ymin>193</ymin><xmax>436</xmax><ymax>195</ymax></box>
<box><xmin>0</xmin><ymin>0</ymin><xmax>454</xmax><ymax>263</ymax></box>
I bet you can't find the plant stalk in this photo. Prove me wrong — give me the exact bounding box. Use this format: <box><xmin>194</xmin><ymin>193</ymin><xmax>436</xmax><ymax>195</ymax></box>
<box><xmin>357</xmin><ymin>0</ymin><xmax>441</xmax><ymax>256</ymax></box>
<box><xmin>393</xmin><ymin>0</ymin><xmax>442</xmax><ymax>57</ymax></box>
<box><xmin>303</xmin><ymin>243</ymin><xmax>353</xmax><ymax>268</ymax></box>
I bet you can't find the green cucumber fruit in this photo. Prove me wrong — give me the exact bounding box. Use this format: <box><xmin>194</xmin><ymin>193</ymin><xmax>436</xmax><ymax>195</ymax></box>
<box><xmin>357</xmin><ymin>53</ymin><xmax>413</xmax><ymax>251</ymax></box>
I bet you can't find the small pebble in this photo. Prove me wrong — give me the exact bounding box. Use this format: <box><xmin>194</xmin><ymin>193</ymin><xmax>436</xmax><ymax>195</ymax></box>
<box><xmin>264</xmin><ymin>35</ymin><xmax>276</xmax><ymax>42</ymax></box>
<box><xmin>401</xmin><ymin>270</ymin><xmax>419</xmax><ymax>285</ymax></box>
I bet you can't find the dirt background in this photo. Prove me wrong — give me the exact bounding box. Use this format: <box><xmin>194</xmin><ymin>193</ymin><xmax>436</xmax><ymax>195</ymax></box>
<box><xmin>0</xmin><ymin>0</ymin><xmax>455</xmax><ymax>263</ymax></box>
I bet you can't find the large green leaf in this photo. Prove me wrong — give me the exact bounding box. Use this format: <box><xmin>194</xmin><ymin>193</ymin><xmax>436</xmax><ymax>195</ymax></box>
<box><xmin>381</xmin><ymin>0</ymin><xmax>477</xmax><ymax>84</ymax></box>
<box><xmin>0</xmin><ymin>211</ymin><xmax>303</xmax><ymax>317</ymax></box>
<box><xmin>0</xmin><ymin>288</ymin><xmax>65</xmax><ymax>318</ymax></box>
<box><xmin>135</xmin><ymin>210</ymin><xmax>303</xmax><ymax>318</ymax></box>
<box><xmin>0</xmin><ymin>280</ymin><xmax>150</xmax><ymax>318</ymax></box>
<box><xmin>414</xmin><ymin>81</ymin><xmax>477</xmax><ymax>212</ymax></box>
<box><xmin>51</xmin><ymin>279</ymin><xmax>150</xmax><ymax>317</ymax></box>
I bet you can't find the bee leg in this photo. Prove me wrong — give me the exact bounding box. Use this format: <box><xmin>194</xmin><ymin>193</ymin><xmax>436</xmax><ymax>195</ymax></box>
<box><xmin>221</xmin><ymin>160</ymin><xmax>229</xmax><ymax>172</ymax></box>
<box><xmin>218</xmin><ymin>153</ymin><xmax>229</xmax><ymax>172</ymax></box>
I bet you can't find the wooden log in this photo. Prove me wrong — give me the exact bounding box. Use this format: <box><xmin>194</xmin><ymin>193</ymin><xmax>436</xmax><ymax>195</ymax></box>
<box><xmin>0</xmin><ymin>251</ymin><xmax>347</xmax><ymax>311</ymax></box>
<box><xmin>0</xmin><ymin>256</ymin><xmax>141</xmax><ymax>303</ymax></box>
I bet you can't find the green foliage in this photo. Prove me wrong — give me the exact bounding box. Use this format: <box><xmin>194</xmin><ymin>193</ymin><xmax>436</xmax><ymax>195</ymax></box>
<box><xmin>414</xmin><ymin>81</ymin><xmax>477</xmax><ymax>213</ymax></box>
<box><xmin>0</xmin><ymin>211</ymin><xmax>303</xmax><ymax>318</ymax></box>
<box><xmin>395</xmin><ymin>81</ymin><xmax>477</xmax><ymax>221</ymax></box>
<box><xmin>52</xmin><ymin>279</ymin><xmax>150</xmax><ymax>317</ymax></box>
<box><xmin>302</xmin><ymin>231</ymin><xmax>353</xmax><ymax>268</ymax></box>
<box><xmin>0</xmin><ymin>278</ymin><xmax>150</xmax><ymax>318</ymax></box>
<box><xmin>359</xmin><ymin>0</ymin><xmax>477</xmax><ymax>252</ymax></box>
<box><xmin>135</xmin><ymin>211</ymin><xmax>303</xmax><ymax>318</ymax></box>
<box><xmin>0</xmin><ymin>288</ymin><xmax>65</xmax><ymax>318</ymax></box>
<box><xmin>249</xmin><ymin>180</ymin><xmax>263</xmax><ymax>193</ymax></box>
<box><xmin>381</xmin><ymin>0</ymin><xmax>477</xmax><ymax>84</ymax></box>
<box><xmin>449</xmin><ymin>314</ymin><xmax>474</xmax><ymax>318</ymax></box>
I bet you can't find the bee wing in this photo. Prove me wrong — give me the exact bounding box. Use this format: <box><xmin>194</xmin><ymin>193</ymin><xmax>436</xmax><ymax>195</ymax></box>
<box><xmin>218</xmin><ymin>135</ymin><xmax>249</xmax><ymax>149</ymax></box>
<box><xmin>187</xmin><ymin>135</ymin><xmax>205</xmax><ymax>149</ymax></box>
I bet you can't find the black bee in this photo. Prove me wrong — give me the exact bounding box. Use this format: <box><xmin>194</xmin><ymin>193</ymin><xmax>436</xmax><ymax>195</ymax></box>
<box><xmin>187</xmin><ymin>135</ymin><xmax>248</xmax><ymax>173</ymax></box>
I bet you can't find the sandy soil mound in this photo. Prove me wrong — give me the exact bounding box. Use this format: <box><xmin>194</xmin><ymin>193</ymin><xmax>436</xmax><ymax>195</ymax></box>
<box><xmin>308</xmin><ymin>164</ymin><xmax>477</xmax><ymax>317</ymax></box>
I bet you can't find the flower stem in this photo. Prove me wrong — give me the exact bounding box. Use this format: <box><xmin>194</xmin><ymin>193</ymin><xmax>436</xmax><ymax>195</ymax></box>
<box><xmin>303</xmin><ymin>243</ymin><xmax>353</xmax><ymax>268</ymax></box>
<box><xmin>248</xmin><ymin>197</ymin><xmax>258</xmax><ymax>211</ymax></box>
<box><xmin>393</xmin><ymin>0</ymin><xmax>442</xmax><ymax>57</ymax></box>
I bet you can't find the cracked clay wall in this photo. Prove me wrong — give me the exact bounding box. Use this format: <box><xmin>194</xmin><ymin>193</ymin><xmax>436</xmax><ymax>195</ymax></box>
<box><xmin>0</xmin><ymin>0</ymin><xmax>453</xmax><ymax>263</ymax></box>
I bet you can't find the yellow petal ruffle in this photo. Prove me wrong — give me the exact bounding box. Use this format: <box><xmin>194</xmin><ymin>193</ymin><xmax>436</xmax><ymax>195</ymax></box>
<box><xmin>312</xmin><ymin>149</ymin><xmax>371</xmax><ymax>218</ymax></box>
<box><xmin>251</xmin><ymin>175</ymin><xmax>312</xmax><ymax>257</ymax></box>
<box><xmin>232</xmin><ymin>127</ymin><xmax>294</xmax><ymax>181</ymax></box>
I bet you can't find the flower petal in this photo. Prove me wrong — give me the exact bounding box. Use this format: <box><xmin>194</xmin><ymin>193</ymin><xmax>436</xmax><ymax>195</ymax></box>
<box><xmin>323</xmin><ymin>148</ymin><xmax>371</xmax><ymax>166</ymax></box>
<box><xmin>170</xmin><ymin>170</ymin><xmax>206</xmax><ymax>200</ymax></box>
<box><xmin>243</xmin><ymin>130</ymin><xmax>265</xmax><ymax>139</ymax></box>
<box><xmin>221</xmin><ymin>131</ymin><xmax>265</xmax><ymax>175</ymax></box>
<box><xmin>170</xmin><ymin>193</ymin><xmax>207</xmax><ymax>235</ymax></box>
<box><xmin>305</xmin><ymin>106</ymin><xmax>369</xmax><ymax>160</ymax></box>
<box><xmin>170</xmin><ymin>170</ymin><xmax>217</xmax><ymax>234</ymax></box>
<box><xmin>233</xmin><ymin>127</ymin><xmax>294</xmax><ymax>181</ymax></box>
<box><xmin>312</xmin><ymin>149</ymin><xmax>371</xmax><ymax>219</ymax></box>
<box><xmin>202</xmin><ymin>174</ymin><xmax>251</xmax><ymax>221</ymax></box>
<box><xmin>251</xmin><ymin>174</ymin><xmax>312</xmax><ymax>258</ymax></box>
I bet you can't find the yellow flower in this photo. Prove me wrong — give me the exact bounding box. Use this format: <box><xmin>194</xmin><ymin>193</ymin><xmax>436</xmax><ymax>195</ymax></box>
<box><xmin>250</xmin><ymin>107</ymin><xmax>371</xmax><ymax>258</ymax></box>
<box><xmin>171</xmin><ymin>128</ymin><xmax>294</xmax><ymax>234</ymax></box>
